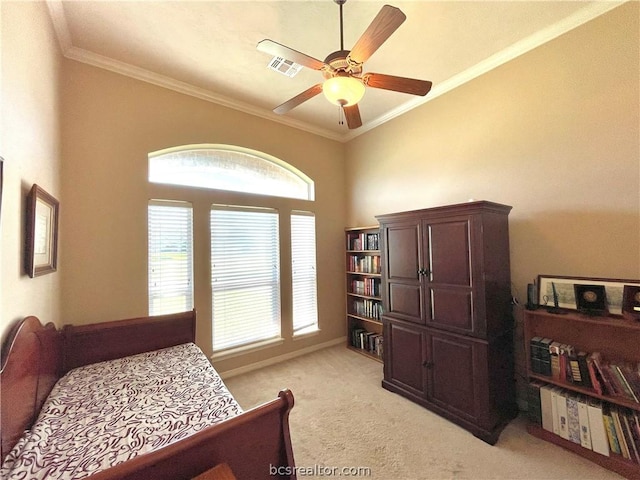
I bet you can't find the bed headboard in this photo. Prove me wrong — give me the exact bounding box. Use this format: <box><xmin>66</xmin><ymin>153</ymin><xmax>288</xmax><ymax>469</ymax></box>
<box><xmin>62</xmin><ymin>309</ymin><xmax>196</xmax><ymax>373</ymax></box>
<box><xmin>0</xmin><ymin>316</ymin><xmax>62</xmax><ymax>462</ymax></box>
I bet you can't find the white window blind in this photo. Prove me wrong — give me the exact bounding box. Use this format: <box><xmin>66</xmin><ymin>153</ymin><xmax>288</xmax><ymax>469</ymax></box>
<box><xmin>211</xmin><ymin>206</ymin><xmax>281</xmax><ymax>351</ymax></box>
<box><xmin>148</xmin><ymin>201</ymin><xmax>193</xmax><ymax>316</ymax></box>
<box><xmin>291</xmin><ymin>212</ymin><xmax>318</xmax><ymax>335</ymax></box>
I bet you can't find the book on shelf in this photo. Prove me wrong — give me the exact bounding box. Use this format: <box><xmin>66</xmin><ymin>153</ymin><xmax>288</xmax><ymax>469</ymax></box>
<box><xmin>550</xmin><ymin>387</ymin><xmax>561</xmax><ymax>437</ymax></box>
<box><xmin>576</xmin><ymin>351</ymin><xmax>593</xmax><ymax>389</ymax></box>
<box><xmin>611</xmin><ymin>407</ymin><xmax>630</xmax><ymax>459</ymax></box>
<box><xmin>567</xmin><ymin>394</ymin><xmax>581</xmax><ymax>445</ymax></box>
<box><xmin>556</xmin><ymin>389</ymin><xmax>570</xmax><ymax>441</ymax></box>
<box><xmin>347</xmin><ymin>232</ymin><xmax>379</xmax><ymax>251</ymax></box>
<box><xmin>587</xmin><ymin>398</ymin><xmax>610</xmax><ymax>457</ymax></box>
<box><xmin>603</xmin><ymin>406</ymin><xmax>622</xmax><ymax>455</ymax></box>
<box><xmin>533</xmin><ymin>383</ymin><xmax>640</xmax><ymax>463</ymax></box>
<box><xmin>624</xmin><ymin>414</ymin><xmax>640</xmax><ymax>464</ymax></box>
<box><xmin>351</xmin><ymin>298</ymin><xmax>382</xmax><ymax>320</ymax></box>
<box><xmin>577</xmin><ymin>396</ymin><xmax>592</xmax><ymax>449</ymax></box>
<box><xmin>549</xmin><ymin>341</ymin><xmax>562</xmax><ymax>380</ymax></box>
<box><xmin>348</xmin><ymin>254</ymin><xmax>381</xmax><ymax>274</ymax></box>
<box><xmin>540</xmin><ymin>385</ymin><xmax>555</xmax><ymax>433</ymax></box>
<box><xmin>349</xmin><ymin>277</ymin><xmax>381</xmax><ymax>297</ymax></box>
<box><xmin>531</xmin><ymin>336</ymin><xmax>640</xmax><ymax>403</ymax></box>
<box><xmin>527</xmin><ymin>381</ymin><xmax>543</xmax><ymax>426</ymax></box>
<box><xmin>350</xmin><ymin>326</ymin><xmax>383</xmax><ymax>359</ymax></box>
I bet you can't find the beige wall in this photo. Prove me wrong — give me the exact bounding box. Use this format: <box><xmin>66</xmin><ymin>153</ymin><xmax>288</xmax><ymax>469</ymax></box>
<box><xmin>60</xmin><ymin>60</ymin><xmax>347</xmax><ymax>371</ymax></box>
<box><xmin>345</xmin><ymin>2</ymin><xmax>640</xmax><ymax>293</ymax></box>
<box><xmin>1</xmin><ymin>2</ymin><xmax>63</xmax><ymax>339</ymax></box>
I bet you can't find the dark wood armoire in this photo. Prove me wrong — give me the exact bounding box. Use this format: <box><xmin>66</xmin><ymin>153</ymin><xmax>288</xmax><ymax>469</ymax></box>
<box><xmin>376</xmin><ymin>200</ymin><xmax>518</xmax><ymax>444</ymax></box>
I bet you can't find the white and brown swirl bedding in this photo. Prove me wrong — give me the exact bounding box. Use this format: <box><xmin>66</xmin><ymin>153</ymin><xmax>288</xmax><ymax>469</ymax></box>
<box><xmin>1</xmin><ymin>343</ymin><xmax>242</xmax><ymax>479</ymax></box>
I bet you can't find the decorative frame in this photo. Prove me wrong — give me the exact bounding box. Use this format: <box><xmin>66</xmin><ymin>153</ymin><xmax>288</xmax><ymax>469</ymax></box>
<box><xmin>537</xmin><ymin>275</ymin><xmax>640</xmax><ymax>316</ymax></box>
<box><xmin>25</xmin><ymin>184</ymin><xmax>59</xmax><ymax>277</ymax></box>
<box><xmin>622</xmin><ymin>285</ymin><xmax>640</xmax><ymax>321</ymax></box>
<box><xmin>574</xmin><ymin>284</ymin><xmax>607</xmax><ymax>315</ymax></box>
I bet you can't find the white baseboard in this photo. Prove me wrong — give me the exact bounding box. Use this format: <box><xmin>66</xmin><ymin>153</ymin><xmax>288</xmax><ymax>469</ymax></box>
<box><xmin>218</xmin><ymin>336</ymin><xmax>347</xmax><ymax>379</ymax></box>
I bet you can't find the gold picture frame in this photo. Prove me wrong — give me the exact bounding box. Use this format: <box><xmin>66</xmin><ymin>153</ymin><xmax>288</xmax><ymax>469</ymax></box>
<box><xmin>25</xmin><ymin>184</ymin><xmax>59</xmax><ymax>277</ymax></box>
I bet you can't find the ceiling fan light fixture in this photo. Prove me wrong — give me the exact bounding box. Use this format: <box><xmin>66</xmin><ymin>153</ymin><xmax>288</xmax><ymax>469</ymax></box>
<box><xmin>322</xmin><ymin>76</ymin><xmax>365</xmax><ymax>107</ymax></box>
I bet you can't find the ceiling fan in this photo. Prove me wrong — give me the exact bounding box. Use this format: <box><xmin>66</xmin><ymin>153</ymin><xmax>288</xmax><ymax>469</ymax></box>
<box><xmin>257</xmin><ymin>0</ymin><xmax>433</xmax><ymax>129</ymax></box>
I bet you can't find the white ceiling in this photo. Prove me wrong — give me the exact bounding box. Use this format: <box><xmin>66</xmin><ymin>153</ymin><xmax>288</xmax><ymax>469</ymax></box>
<box><xmin>46</xmin><ymin>1</ymin><xmax>624</xmax><ymax>142</ymax></box>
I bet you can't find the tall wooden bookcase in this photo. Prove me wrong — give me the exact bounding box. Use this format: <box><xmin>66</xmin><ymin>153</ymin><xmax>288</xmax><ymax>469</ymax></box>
<box><xmin>524</xmin><ymin>309</ymin><xmax>640</xmax><ymax>479</ymax></box>
<box><xmin>345</xmin><ymin>226</ymin><xmax>383</xmax><ymax>362</ymax></box>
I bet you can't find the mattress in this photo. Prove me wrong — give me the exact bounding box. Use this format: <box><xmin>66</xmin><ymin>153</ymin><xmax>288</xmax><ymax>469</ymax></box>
<box><xmin>1</xmin><ymin>343</ymin><xmax>242</xmax><ymax>479</ymax></box>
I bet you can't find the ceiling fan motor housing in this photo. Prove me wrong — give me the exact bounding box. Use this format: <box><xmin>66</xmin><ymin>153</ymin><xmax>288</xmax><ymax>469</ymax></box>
<box><xmin>323</xmin><ymin>50</ymin><xmax>362</xmax><ymax>79</ymax></box>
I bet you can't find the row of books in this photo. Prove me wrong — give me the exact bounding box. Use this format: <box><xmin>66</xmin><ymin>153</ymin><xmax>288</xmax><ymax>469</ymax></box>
<box><xmin>349</xmin><ymin>278</ymin><xmax>381</xmax><ymax>297</ymax></box>
<box><xmin>350</xmin><ymin>299</ymin><xmax>383</xmax><ymax>320</ymax></box>
<box><xmin>528</xmin><ymin>382</ymin><xmax>640</xmax><ymax>464</ymax></box>
<box><xmin>530</xmin><ymin>336</ymin><xmax>640</xmax><ymax>403</ymax></box>
<box><xmin>347</xmin><ymin>254</ymin><xmax>381</xmax><ymax>274</ymax></box>
<box><xmin>351</xmin><ymin>327</ymin><xmax>383</xmax><ymax>359</ymax></box>
<box><xmin>347</xmin><ymin>232</ymin><xmax>379</xmax><ymax>251</ymax></box>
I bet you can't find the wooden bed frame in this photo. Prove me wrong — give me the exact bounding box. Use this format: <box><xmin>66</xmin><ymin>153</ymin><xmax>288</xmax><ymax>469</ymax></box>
<box><xmin>0</xmin><ymin>310</ymin><xmax>297</xmax><ymax>479</ymax></box>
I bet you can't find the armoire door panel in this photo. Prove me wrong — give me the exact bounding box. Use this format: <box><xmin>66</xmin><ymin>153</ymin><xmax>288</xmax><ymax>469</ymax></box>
<box><xmin>386</xmin><ymin>225</ymin><xmax>420</xmax><ymax>281</ymax></box>
<box><xmin>388</xmin><ymin>283</ymin><xmax>423</xmax><ymax>324</ymax></box>
<box><xmin>387</xmin><ymin>323</ymin><xmax>425</xmax><ymax>395</ymax></box>
<box><xmin>427</xmin><ymin>333</ymin><xmax>477</xmax><ymax>421</ymax></box>
<box><xmin>427</xmin><ymin>220</ymin><xmax>471</xmax><ymax>286</ymax></box>
<box><xmin>430</xmin><ymin>288</ymin><xmax>474</xmax><ymax>332</ymax></box>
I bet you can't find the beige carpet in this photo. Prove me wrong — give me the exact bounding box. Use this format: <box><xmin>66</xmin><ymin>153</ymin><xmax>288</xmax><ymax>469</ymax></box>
<box><xmin>224</xmin><ymin>345</ymin><xmax>623</xmax><ymax>480</ymax></box>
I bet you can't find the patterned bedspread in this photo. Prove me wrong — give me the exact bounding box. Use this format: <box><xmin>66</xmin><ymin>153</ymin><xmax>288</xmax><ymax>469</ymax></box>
<box><xmin>1</xmin><ymin>343</ymin><xmax>242</xmax><ymax>479</ymax></box>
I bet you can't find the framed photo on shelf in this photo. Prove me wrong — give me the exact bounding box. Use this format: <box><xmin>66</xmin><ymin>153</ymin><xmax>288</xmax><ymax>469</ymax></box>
<box><xmin>574</xmin><ymin>284</ymin><xmax>607</xmax><ymax>315</ymax></box>
<box><xmin>25</xmin><ymin>184</ymin><xmax>59</xmax><ymax>278</ymax></box>
<box><xmin>537</xmin><ymin>274</ymin><xmax>640</xmax><ymax>316</ymax></box>
<box><xmin>622</xmin><ymin>285</ymin><xmax>640</xmax><ymax>321</ymax></box>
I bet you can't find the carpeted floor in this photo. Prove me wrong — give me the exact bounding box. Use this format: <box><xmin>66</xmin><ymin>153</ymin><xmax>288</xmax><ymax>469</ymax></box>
<box><xmin>224</xmin><ymin>345</ymin><xmax>623</xmax><ymax>479</ymax></box>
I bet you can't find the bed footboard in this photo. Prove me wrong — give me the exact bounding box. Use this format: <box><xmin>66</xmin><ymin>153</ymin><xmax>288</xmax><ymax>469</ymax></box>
<box><xmin>86</xmin><ymin>389</ymin><xmax>297</xmax><ymax>480</ymax></box>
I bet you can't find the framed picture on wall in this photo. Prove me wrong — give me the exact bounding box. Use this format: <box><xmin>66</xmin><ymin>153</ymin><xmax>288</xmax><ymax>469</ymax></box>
<box><xmin>25</xmin><ymin>184</ymin><xmax>59</xmax><ymax>277</ymax></box>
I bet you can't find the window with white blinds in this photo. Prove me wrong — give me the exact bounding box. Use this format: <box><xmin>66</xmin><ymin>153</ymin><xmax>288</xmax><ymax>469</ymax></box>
<box><xmin>210</xmin><ymin>206</ymin><xmax>281</xmax><ymax>351</ymax></box>
<box><xmin>291</xmin><ymin>212</ymin><xmax>318</xmax><ymax>335</ymax></box>
<box><xmin>148</xmin><ymin>201</ymin><xmax>194</xmax><ymax>316</ymax></box>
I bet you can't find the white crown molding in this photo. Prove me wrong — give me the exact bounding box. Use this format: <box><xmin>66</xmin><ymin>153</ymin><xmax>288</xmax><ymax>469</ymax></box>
<box><xmin>341</xmin><ymin>0</ymin><xmax>627</xmax><ymax>142</ymax></box>
<box><xmin>46</xmin><ymin>0</ymin><xmax>625</xmax><ymax>144</ymax></box>
<box><xmin>46</xmin><ymin>0</ymin><xmax>72</xmax><ymax>53</ymax></box>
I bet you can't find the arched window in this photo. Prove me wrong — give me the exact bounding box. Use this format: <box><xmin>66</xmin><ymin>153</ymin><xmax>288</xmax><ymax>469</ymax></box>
<box><xmin>149</xmin><ymin>144</ymin><xmax>314</xmax><ymax>200</ymax></box>
<box><xmin>147</xmin><ymin>144</ymin><xmax>319</xmax><ymax>354</ymax></box>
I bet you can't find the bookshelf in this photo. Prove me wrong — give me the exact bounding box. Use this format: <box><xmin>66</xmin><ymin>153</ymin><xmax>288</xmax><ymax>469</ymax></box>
<box><xmin>524</xmin><ymin>309</ymin><xmax>640</xmax><ymax>479</ymax></box>
<box><xmin>345</xmin><ymin>226</ymin><xmax>383</xmax><ymax>362</ymax></box>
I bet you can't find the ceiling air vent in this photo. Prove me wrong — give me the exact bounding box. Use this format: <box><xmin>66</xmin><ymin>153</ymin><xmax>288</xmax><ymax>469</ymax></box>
<box><xmin>268</xmin><ymin>56</ymin><xmax>302</xmax><ymax>78</ymax></box>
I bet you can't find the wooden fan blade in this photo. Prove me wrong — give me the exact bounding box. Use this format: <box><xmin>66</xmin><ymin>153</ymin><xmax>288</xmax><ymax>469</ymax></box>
<box><xmin>348</xmin><ymin>5</ymin><xmax>406</xmax><ymax>65</ymax></box>
<box><xmin>343</xmin><ymin>104</ymin><xmax>362</xmax><ymax>130</ymax></box>
<box><xmin>273</xmin><ymin>84</ymin><xmax>324</xmax><ymax>115</ymax></box>
<box><xmin>257</xmin><ymin>39</ymin><xmax>328</xmax><ymax>71</ymax></box>
<box><xmin>363</xmin><ymin>73</ymin><xmax>432</xmax><ymax>96</ymax></box>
